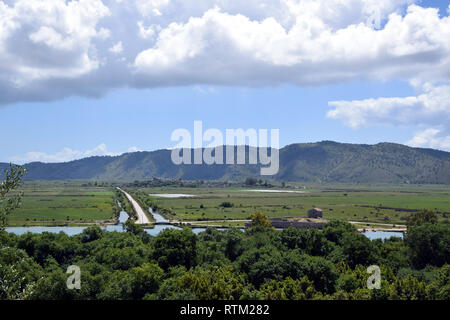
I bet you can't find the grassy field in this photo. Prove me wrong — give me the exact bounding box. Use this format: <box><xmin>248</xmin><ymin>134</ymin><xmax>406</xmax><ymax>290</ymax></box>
<box><xmin>138</xmin><ymin>185</ymin><xmax>450</xmax><ymax>226</ymax></box>
<box><xmin>7</xmin><ymin>182</ymin><xmax>118</xmax><ymax>227</ymax></box>
<box><xmin>6</xmin><ymin>182</ymin><xmax>450</xmax><ymax>227</ymax></box>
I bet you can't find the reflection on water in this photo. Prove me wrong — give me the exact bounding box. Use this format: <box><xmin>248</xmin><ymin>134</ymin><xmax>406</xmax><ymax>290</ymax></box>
<box><xmin>149</xmin><ymin>194</ymin><xmax>196</xmax><ymax>198</ymax></box>
<box><xmin>364</xmin><ymin>231</ymin><xmax>403</xmax><ymax>240</ymax></box>
<box><xmin>6</xmin><ymin>226</ymin><xmax>87</xmax><ymax>236</ymax></box>
<box><xmin>5</xmin><ymin>208</ymin><xmax>403</xmax><ymax>240</ymax></box>
<box><xmin>4</xmin><ymin>209</ymin><xmax>217</xmax><ymax>236</ymax></box>
<box><xmin>5</xmin><ymin>226</ymin><xmax>402</xmax><ymax>239</ymax></box>
<box><xmin>5</xmin><ymin>224</ymin><xmax>217</xmax><ymax>236</ymax></box>
<box><xmin>118</xmin><ymin>211</ymin><xmax>129</xmax><ymax>223</ymax></box>
<box><xmin>149</xmin><ymin>207</ymin><xmax>169</xmax><ymax>223</ymax></box>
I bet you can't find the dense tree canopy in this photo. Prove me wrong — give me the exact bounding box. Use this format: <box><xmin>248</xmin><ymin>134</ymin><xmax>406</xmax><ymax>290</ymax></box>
<box><xmin>0</xmin><ymin>217</ymin><xmax>449</xmax><ymax>300</ymax></box>
<box><xmin>407</xmin><ymin>210</ymin><xmax>439</xmax><ymax>227</ymax></box>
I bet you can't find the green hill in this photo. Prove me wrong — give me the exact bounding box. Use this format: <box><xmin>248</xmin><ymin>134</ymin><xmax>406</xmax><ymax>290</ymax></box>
<box><xmin>1</xmin><ymin>141</ymin><xmax>449</xmax><ymax>183</ymax></box>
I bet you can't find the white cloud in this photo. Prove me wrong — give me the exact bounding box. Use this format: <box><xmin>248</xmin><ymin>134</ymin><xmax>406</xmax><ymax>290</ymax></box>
<box><xmin>137</xmin><ymin>21</ymin><xmax>157</xmax><ymax>39</ymax></box>
<box><xmin>327</xmin><ymin>84</ymin><xmax>450</xmax><ymax>128</ymax></box>
<box><xmin>0</xmin><ymin>0</ymin><xmax>449</xmax><ymax>106</ymax></box>
<box><xmin>0</xmin><ymin>0</ymin><xmax>110</xmax><ymax>84</ymax></box>
<box><xmin>406</xmin><ymin>128</ymin><xmax>450</xmax><ymax>151</ymax></box>
<box><xmin>127</xmin><ymin>146</ymin><xmax>142</xmax><ymax>152</ymax></box>
<box><xmin>9</xmin><ymin>143</ymin><xmax>135</xmax><ymax>164</ymax></box>
<box><xmin>327</xmin><ymin>83</ymin><xmax>450</xmax><ymax>150</ymax></box>
<box><xmin>109</xmin><ymin>41</ymin><xmax>123</xmax><ymax>54</ymax></box>
<box><xmin>134</xmin><ymin>4</ymin><xmax>450</xmax><ymax>87</ymax></box>
<box><xmin>135</xmin><ymin>0</ymin><xmax>169</xmax><ymax>17</ymax></box>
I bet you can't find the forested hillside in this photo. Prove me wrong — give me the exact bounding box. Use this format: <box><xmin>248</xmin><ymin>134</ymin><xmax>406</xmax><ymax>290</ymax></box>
<box><xmin>2</xmin><ymin>142</ymin><xmax>449</xmax><ymax>183</ymax></box>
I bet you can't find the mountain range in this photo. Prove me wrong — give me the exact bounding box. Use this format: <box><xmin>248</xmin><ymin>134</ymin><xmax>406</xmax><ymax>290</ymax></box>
<box><xmin>1</xmin><ymin>141</ymin><xmax>450</xmax><ymax>184</ymax></box>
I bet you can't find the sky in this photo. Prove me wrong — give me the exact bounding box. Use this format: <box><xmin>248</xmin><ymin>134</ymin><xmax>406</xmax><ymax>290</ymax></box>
<box><xmin>0</xmin><ymin>0</ymin><xmax>449</xmax><ymax>164</ymax></box>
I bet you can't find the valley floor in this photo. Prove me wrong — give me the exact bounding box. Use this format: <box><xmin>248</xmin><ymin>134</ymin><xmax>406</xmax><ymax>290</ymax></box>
<box><xmin>7</xmin><ymin>181</ymin><xmax>450</xmax><ymax>228</ymax></box>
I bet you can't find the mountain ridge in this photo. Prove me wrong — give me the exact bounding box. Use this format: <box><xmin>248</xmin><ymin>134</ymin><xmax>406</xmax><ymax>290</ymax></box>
<box><xmin>1</xmin><ymin>141</ymin><xmax>450</xmax><ymax>183</ymax></box>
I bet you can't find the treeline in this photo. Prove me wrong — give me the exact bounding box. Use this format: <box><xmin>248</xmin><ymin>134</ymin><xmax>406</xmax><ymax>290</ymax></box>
<box><xmin>123</xmin><ymin>178</ymin><xmax>278</xmax><ymax>189</ymax></box>
<box><xmin>0</xmin><ymin>218</ymin><xmax>448</xmax><ymax>300</ymax></box>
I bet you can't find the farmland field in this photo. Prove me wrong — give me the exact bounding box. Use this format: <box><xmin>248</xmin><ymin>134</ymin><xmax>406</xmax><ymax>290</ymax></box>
<box><xmin>136</xmin><ymin>184</ymin><xmax>450</xmax><ymax>227</ymax></box>
<box><xmin>6</xmin><ymin>181</ymin><xmax>450</xmax><ymax>228</ymax></box>
<box><xmin>7</xmin><ymin>181</ymin><xmax>118</xmax><ymax>227</ymax></box>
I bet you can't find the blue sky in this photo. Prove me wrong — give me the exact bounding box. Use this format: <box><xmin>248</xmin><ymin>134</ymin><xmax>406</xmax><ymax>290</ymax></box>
<box><xmin>0</xmin><ymin>80</ymin><xmax>417</xmax><ymax>162</ymax></box>
<box><xmin>0</xmin><ymin>0</ymin><xmax>449</xmax><ymax>163</ymax></box>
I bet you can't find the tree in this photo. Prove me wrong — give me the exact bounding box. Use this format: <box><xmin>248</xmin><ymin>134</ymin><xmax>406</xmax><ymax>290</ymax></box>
<box><xmin>123</xmin><ymin>220</ymin><xmax>151</xmax><ymax>243</ymax></box>
<box><xmin>406</xmin><ymin>209</ymin><xmax>438</xmax><ymax>227</ymax></box>
<box><xmin>102</xmin><ymin>247</ymin><xmax>144</xmax><ymax>271</ymax></box>
<box><xmin>0</xmin><ymin>247</ymin><xmax>42</xmax><ymax>300</ymax></box>
<box><xmin>152</xmin><ymin>228</ymin><xmax>198</xmax><ymax>270</ymax></box>
<box><xmin>336</xmin><ymin>273</ymin><xmax>359</xmax><ymax>292</ymax></box>
<box><xmin>0</xmin><ymin>164</ymin><xmax>27</xmax><ymax>230</ymax></box>
<box><xmin>244</xmin><ymin>177</ymin><xmax>257</xmax><ymax>186</ymax></box>
<box><xmin>250</xmin><ymin>211</ymin><xmax>272</xmax><ymax>229</ymax></box>
<box><xmin>389</xmin><ymin>275</ymin><xmax>428</xmax><ymax>300</ymax></box>
<box><xmin>259</xmin><ymin>276</ymin><xmax>320</xmax><ymax>300</ymax></box>
<box><xmin>237</xmin><ymin>245</ymin><xmax>285</xmax><ymax>287</ymax></box>
<box><xmin>128</xmin><ymin>263</ymin><xmax>164</xmax><ymax>299</ymax></box>
<box><xmin>405</xmin><ymin>223</ymin><xmax>450</xmax><ymax>268</ymax></box>
<box><xmin>97</xmin><ymin>270</ymin><xmax>134</xmax><ymax>300</ymax></box>
<box><xmin>323</xmin><ymin>220</ymin><xmax>356</xmax><ymax>244</ymax></box>
<box><xmin>280</xmin><ymin>227</ymin><xmax>333</xmax><ymax>256</ymax></box>
<box><xmin>430</xmin><ymin>264</ymin><xmax>450</xmax><ymax>299</ymax></box>
<box><xmin>283</xmin><ymin>252</ymin><xmax>338</xmax><ymax>294</ymax></box>
<box><xmin>340</xmin><ymin>233</ymin><xmax>378</xmax><ymax>268</ymax></box>
<box><xmin>224</xmin><ymin>228</ymin><xmax>245</xmax><ymax>261</ymax></box>
<box><xmin>177</xmin><ymin>266</ymin><xmax>246</xmax><ymax>300</ymax></box>
<box><xmin>219</xmin><ymin>201</ymin><xmax>234</xmax><ymax>208</ymax></box>
<box><xmin>80</xmin><ymin>226</ymin><xmax>103</xmax><ymax>243</ymax></box>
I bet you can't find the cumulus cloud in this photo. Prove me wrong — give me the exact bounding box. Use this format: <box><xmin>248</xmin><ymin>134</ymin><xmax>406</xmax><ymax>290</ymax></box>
<box><xmin>327</xmin><ymin>84</ymin><xmax>450</xmax><ymax>128</ymax></box>
<box><xmin>0</xmin><ymin>0</ymin><xmax>449</xmax><ymax>105</ymax></box>
<box><xmin>137</xmin><ymin>21</ymin><xmax>157</xmax><ymax>39</ymax></box>
<box><xmin>327</xmin><ymin>82</ymin><xmax>450</xmax><ymax>151</ymax></box>
<box><xmin>133</xmin><ymin>3</ymin><xmax>450</xmax><ymax>87</ymax></box>
<box><xmin>9</xmin><ymin>143</ymin><xmax>129</xmax><ymax>164</ymax></box>
<box><xmin>406</xmin><ymin>128</ymin><xmax>450</xmax><ymax>151</ymax></box>
<box><xmin>0</xmin><ymin>0</ymin><xmax>110</xmax><ymax>82</ymax></box>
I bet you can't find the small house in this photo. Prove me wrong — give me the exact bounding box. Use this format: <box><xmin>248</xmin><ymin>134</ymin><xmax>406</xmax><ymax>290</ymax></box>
<box><xmin>307</xmin><ymin>208</ymin><xmax>323</xmax><ymax>218</ymax></box>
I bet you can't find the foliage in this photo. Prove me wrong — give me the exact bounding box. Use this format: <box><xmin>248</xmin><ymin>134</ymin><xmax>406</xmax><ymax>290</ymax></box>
<box><xmin>152</xmin><ymin>228</ymin><xmax>198</xmax><ymax>270</ymax></box>
<box><xmin>259</xmin><ymin>276</ymin><xmax>321</xmax><ymax>300</ymax></box>
<box><xmin>0</xmin><ymin>164</ymin><xmax>26</xmax><ymax>230</ymax></box>
<box><xmin>244</xmin><ymin>178</ymin><xmax>258</xmax><ymax>186</ymax></box>
<box><xmin>0</xmin><ymin>218</ymin><xmax>449</xmax><ymax>300</ymax></box>
<box><xmin>405</xmin><ymin>223</ymin><xmax>450</xmax><ymax>268</ymax></box>
<box><xmin>340</xmin><ymin>232</ymin><xmax>378</xmax><ymax>268</ymax></box>
<box><xmin>250</xmin><ymin>211</ymin><xmax>272</xmax><ymax>229</ymax></box>
<box><xmin>219</xmin><ymin>201</ymin><xmax>234</xmax><ymax>208</ymax></box>
<box><xmin>406</xmin><ymin>209</ymin><xmax>438</xmax><ymax>227</ymax></box>
<box><xmin>0</xmin><ymin>246</ymin><xmax>42</xmax><ymax>299</ymax></box>
<box><xmin>176</xmin><ymin>266</ymin><xmax>246</xmax><ymax>300</ymax></box>
<box><xmin>80</xmin><ymin>226</ymin><xmax>103</xmax><ymax>243</ymax></box>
